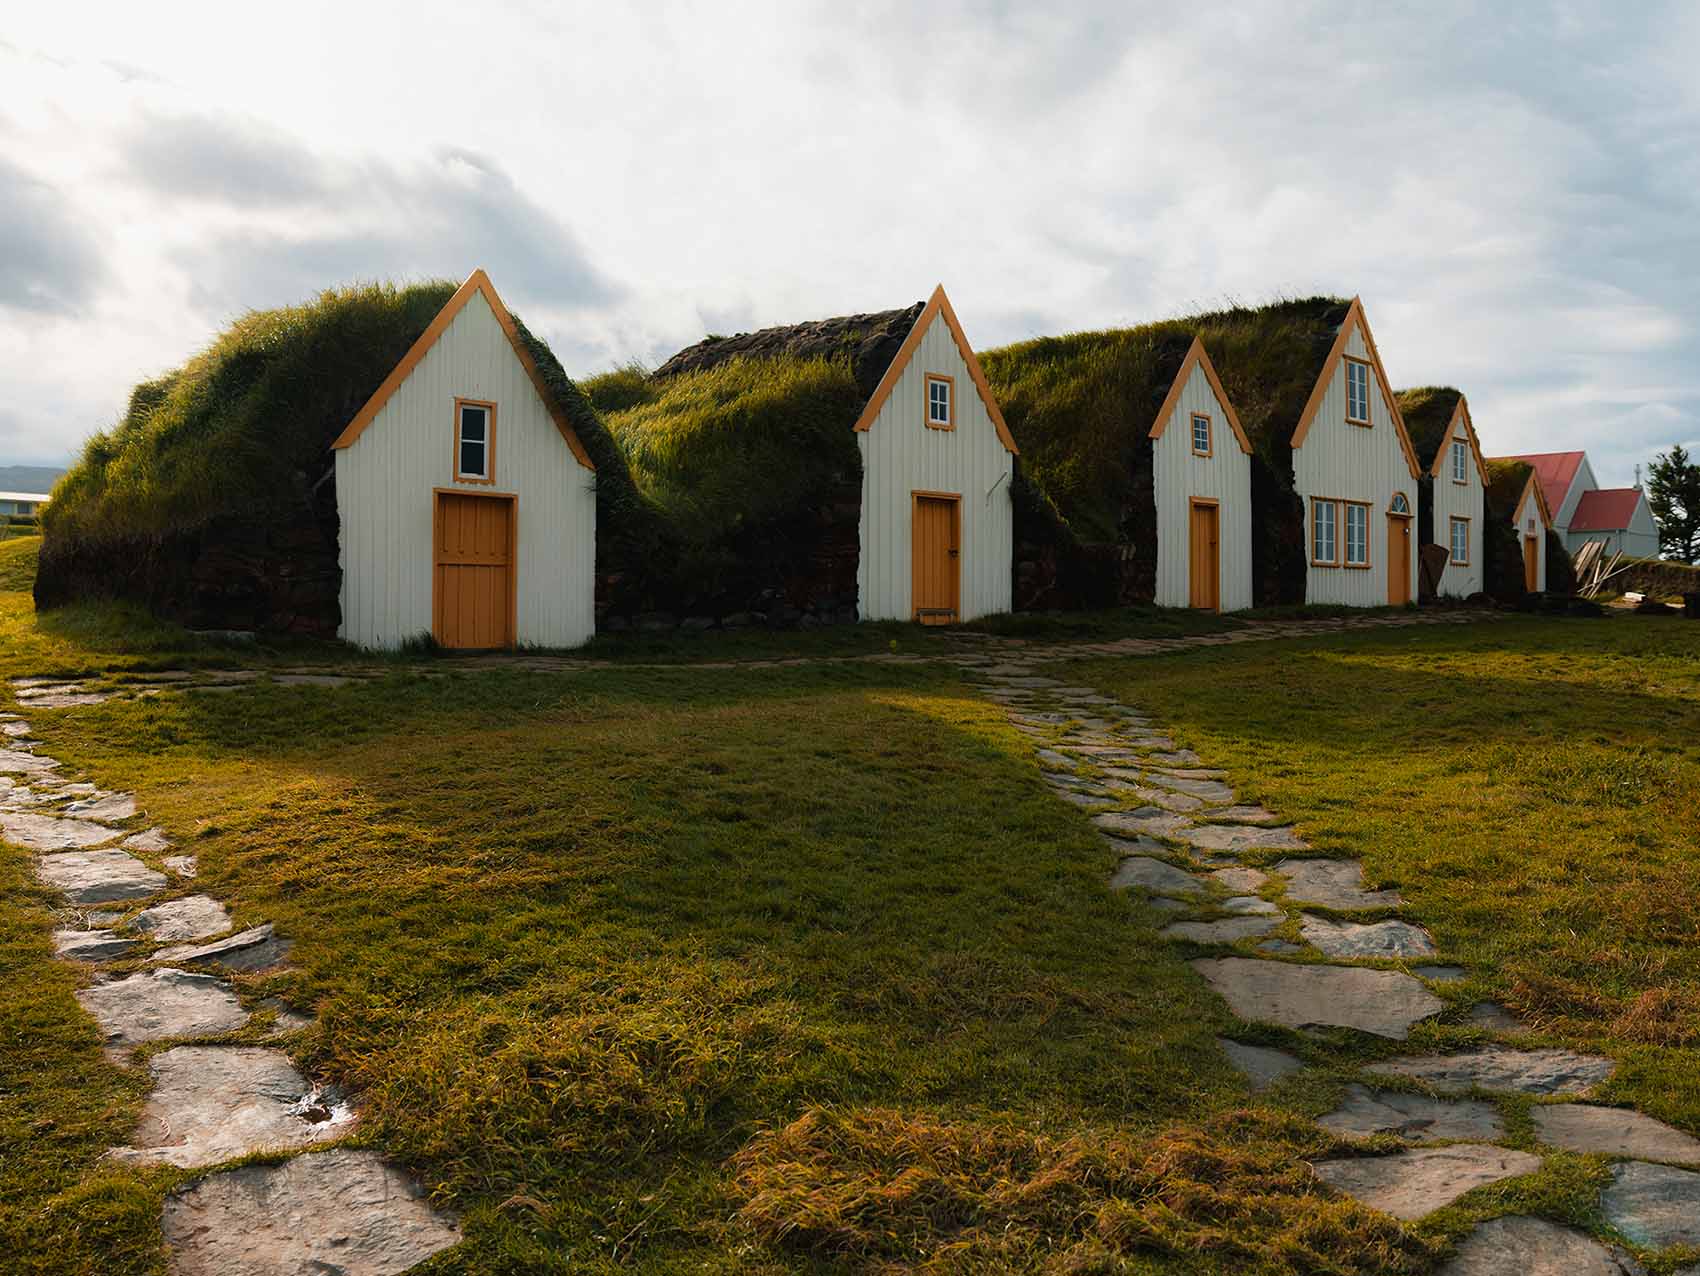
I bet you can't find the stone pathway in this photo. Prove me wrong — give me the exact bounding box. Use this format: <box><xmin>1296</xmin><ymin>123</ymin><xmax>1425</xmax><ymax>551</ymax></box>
<box><xmin>969</xmin><ymin>659</ymin><xmax>1700</xmax><ymax>1269</ymax></box>
<box><xmin>3</xmin><ymin>716</ymin><xmax>458</xmax><ymax>1272</ymax></box>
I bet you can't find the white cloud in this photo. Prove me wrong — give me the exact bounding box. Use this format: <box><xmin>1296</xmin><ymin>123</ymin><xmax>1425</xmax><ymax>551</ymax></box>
<box><xmin>0</xmin><ymin>1</ymin><xmax>1695</xmax><ymax>489</ymax></box>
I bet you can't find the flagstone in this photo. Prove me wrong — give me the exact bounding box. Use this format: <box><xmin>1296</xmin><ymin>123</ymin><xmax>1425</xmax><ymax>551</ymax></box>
<box><xmin>1311</xmin><ymin>1144</ymin><xmax>1541</xmax><ymax>1220</ymax></box>
<box><xmin>157</xmin><ymin>924</ymin><xmax>292</xmax><ymax>973</ymax></box>
<box><xmin>1533</xmin><ymin>1105</ymin><xmax>1700</xmax><ymax>1165</ymax></box>
<box><xmin>1222</xmin><ymin>895</ymin><xmax>1281</xmax><ymax>915</ymax></box>
<box><xmin>1219</xmin><ymin>1038</ymin><xmax>1303</xmax><ymax>1090</ymax></box>
<box><xmin>1182</xmin><ymin>823</ymin><xmax>1307</xmax><ymax>852</ymax></box>
<box><xmin>123</xmin><ymin>826</ymin><xmax>174</xmax><ymax>853</ymax></box>
<box><xmin>1191</xmin><ymin>958</ymin><xmax>1443</xmax><ymax>1040</ymax></box>
<box><xmin>1368</xmin><ymin>1047</ymin><xmax>1616</xmax><ymax>1096</ymax></box>
<box><xmin>35</xmin><ymin>849</ymin><xmax>166</xmax><ymax>902</ymax></box>
<box><xmin>1094</xmin><ymin>809</ymin><xmax>1193</xmax><ymax>839</ymax></box>
<box><xmin>129</xmin><ymin>895</ymin><xmax>232</xmax><ymax>942</ymax></box>
<box><xmin>1599</xmin><ymin>1161</ymin><xmax>1700</xmax><ymax>1249</ymax></box>
<box><xmin>1109</xmin><ymin>855</ymin><xmax>1203</xmax><ymax>897</ymax></box>
<box><xmin>160</xmin><ymin>1148</ymin><xmax>460</xmax><ymax>1276</ymax></box>
<box><xmin>1299</xmin><ymin>914</ymin><xmax>1437</xmax><ymax>959</ymax></box>
<box><xmin>111</xmin><ymin>1046</ymin><xmax>350</xmax><ymax>1170</ymax></box>
<box><xmin>163</xmin><ymin>854</ymin><xmax>198</xmax><ymax>877</ymax></box>
<box><xmin>53</xmin><ymin>927</ymin><xmax>140</xmax><ymax>961</ymax></box>
<box><xmin>1319</xmin><ymin>1084</ymin><xmax>1504</xmax><ymax>1142</ymax></box>
<box><xmin>1200</xmin><ymin>804</ymin><xmax>1281</xmax><ymax>824</ymax></box>
<box><xmin>1162</xmin><ymin>916</ymin><xmax>1280</xmax><ymax>944</ymax></box>
<box><xmin>1436</xmin><ymin>1216</ymin><xmax>1644</xmax><ymax>1276</ymax></box>
<box><xmin>5</xmin><ymin>811</ymin><xmax>120</xmax><ymax>851</ymax></box>
<box><xmin>1274</xmin><ymin>859</ymin><xmax>1402</xmax><ymax>909</ymax></box>
<box><xmin>76</xmin><ymin>969</ymin><xmax>249</xmax><ymax>1048</ymax></box>
<box><xmin>1211</xmin><ymin>866</ymin><xmax>1268</xmax><ymax>892</ymax></box>
<box><xmin>64</xmin><ymin>793</ymin><xmax>139</xmax><ymax>822</ymax></box>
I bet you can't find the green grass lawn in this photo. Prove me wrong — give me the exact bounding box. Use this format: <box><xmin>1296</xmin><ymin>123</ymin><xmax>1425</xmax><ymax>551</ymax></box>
<box><xmin>4</xmin><ymin>561</ymin><xmax>1700</xmax><ymax>1272</ymax></box>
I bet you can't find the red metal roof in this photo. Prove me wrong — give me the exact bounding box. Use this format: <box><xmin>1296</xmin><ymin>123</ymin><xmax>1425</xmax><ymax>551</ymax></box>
<box><xmin>1503</xmin><ymin>451</ymin><xmax>1585</xmax><ymax>514</ymax></box>
<box><xmin>1569</xmin><ymin>487</ymin><xmax>1645</xmax><ymax>532</ymax></box>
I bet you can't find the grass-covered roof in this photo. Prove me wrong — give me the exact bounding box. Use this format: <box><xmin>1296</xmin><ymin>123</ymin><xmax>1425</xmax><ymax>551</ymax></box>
<box><xmin>44</xmin><ymin>279</ymin><xmax>646</xmax><ymax>560</ymax></box>
<box><xmin>1485</xmin><ymin>458</ymin><xmax>1539</xmax><ymax>519</ymax></box>
<box><xmin>1395</xmin><ymin>386</ymin><xmax>1465</xmax><ymax>470</ymax></box>
<box><xmin>654</xmin><ymin>303</ymin><xmax>923</xmax><ymax>400</ymax></box>
<box><xmin>980</xmin><ymin>297</ymin><xmax>1351</xmax><ymax>541</ymax></box>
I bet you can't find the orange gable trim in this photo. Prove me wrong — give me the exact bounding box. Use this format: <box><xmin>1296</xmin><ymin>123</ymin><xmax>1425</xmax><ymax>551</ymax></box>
<box><xmin>1147</xmin><ymin>336</ymin><xmax>1254</xmax><ymax>455</ymax></box>
<box><xmin>1516</xmin><ymin>472</ymin><xmax>1553</xmax><ymax>530</ymax></box>
<box><xmin>851</xmin><ymin>285</ymin><xmax>1018</xmax><ymax>455</ymax></box>
<box><xmin>333</xmin><ymin>269</ymin><xmax>595</xmax><ymax>472</ymax></box>
<box><xmin>1425</xmin><ymin>395</ymin><xmax>1488</xmax><ymax>484</ymax></box>
<box><xmin>1289</xmin><ymin>298</ymin><xmax>1421</xmax><ymax>479</ymax></box>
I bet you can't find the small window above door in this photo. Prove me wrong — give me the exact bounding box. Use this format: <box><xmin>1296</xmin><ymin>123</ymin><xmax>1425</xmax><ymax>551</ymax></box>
<box><xmin>455</xmin><ymin>398</ymin><xmax>496</xmax><ymax>483</ymax></box>
<box><xmin>925</xmin><ymin>374</ymin><xmax>954</xmax><ymax>430</ymax></box>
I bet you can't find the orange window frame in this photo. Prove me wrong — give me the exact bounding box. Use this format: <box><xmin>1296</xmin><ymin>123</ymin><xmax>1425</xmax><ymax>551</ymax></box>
<box><xmin>1342</xmin><ymin>500</ymin><xmax>1371</xmax><ymax>569</ymax></box>
<box><xmin>1449</xmin><ymin>515</ymin><xmax>1472</xmax><ymax>565</ymax></box>
<box><xmin>924</xmin><ymin>373</ymin><xmax>956</xmax><ymax>431</ymax></box>
<box><xmin>1310</xmin><ymin>497</ymin><xmax>1340</xmax><ymax>567</ymax></box>
<box><xmin>453</xmin><ymin>397</ymin><xmax>498</xmax><ymax>485</ymax></box>
<box><xmin>1190</xmin><ymin>412</ymin><xmax>1213</xmax><ymax>457</ymax></box>
<box><xmin>1343</xmin><ymin>356</ymin><xmax>1372</xmax><ymax>426</ymax></box>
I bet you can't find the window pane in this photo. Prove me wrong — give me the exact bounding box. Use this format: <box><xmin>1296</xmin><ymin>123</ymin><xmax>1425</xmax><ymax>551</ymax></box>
<box><xmin>460</xmin><ymin>439</ymin><xmax>484</xmax><ymax>475</ymax></box>
<box><xmin>460</xmin><ymin>406</ymin><xmax>486</xmax><ymax>442</ymax></box>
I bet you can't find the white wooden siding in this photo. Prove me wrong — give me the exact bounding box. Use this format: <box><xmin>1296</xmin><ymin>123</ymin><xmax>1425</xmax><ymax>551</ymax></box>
<box><xmin>1151</xmin><ymin>363</ymin><xmax>1253</xmax><ymax>611</ymax></box>
<box><xmin>335</xmin><ymin>291</ymin><xmax>596</xmax><ymax>649</ymax></box>
<box><xmin>1291</xmin><ymin>326</ymin><xmax>1418</xmax><ymax>606</ymax></box>
<box><xmin>856</xmin><ymin>311</ymin><xmax>1013</xmax><ymax>621</ymax></box>
<box><xmin>1431</xmin><ymin>424</ymin><xmax>1484</xmax><ymax>597</ymax></box>
<box><xmin>1514</xmin><ymin>484</ymin><xmax>1548</xmax><ymax>591</ymax></box>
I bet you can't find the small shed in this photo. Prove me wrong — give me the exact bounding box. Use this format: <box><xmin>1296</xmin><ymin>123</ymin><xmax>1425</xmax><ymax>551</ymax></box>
<box><xmin>1290</xmin><ymin>299</ymin><xmax>1424</xmax><ymax>606</ymax></box>
<box><xmin>1509</xmin><ymin>469</ymin><xmax>1554</xmax><ymax>592</ymax></box>
<box><xmin>1396</xmin><ymin>387</ymin><xmax>1488</xmax><ymax>598</ymax></box>
<box><xmin>332</xmin><ymin>270</ymin><xmax>598</xmax><ymax>650</ymax></box>
<box><xmin>1147</xmin><ymin>339</ymin><xmax>1254</xmax><ymax>611</ymax></box>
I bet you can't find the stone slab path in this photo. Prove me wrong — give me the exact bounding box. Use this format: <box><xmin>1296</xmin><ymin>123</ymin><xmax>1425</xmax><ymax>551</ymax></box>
<box><xmin>3</xmin><ymin>707</ymin><xmax>459</xmax><ymax>1273</ymax></box>
<box><xmin>970</xmin><ymin>653</ymin><xmax>1700</xmax><ymax>1267</ymax></box>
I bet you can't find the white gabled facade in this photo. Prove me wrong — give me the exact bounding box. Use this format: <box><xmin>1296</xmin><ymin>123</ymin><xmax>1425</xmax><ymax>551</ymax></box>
<box><xmin>1147</xmin><ymin>339</ymin><xmax>1253</xmax><ymax>612</ymax></box>
<box><xmin>332</xmin><ymin>270</ymin><xmax>597</xmax><ymax>651</ymax></box>
<box><xmin>854</xmin><ymin>287</ymin><xmax>1015</xmax><ymax>623</ymax></box>
<box><xmin>1512</xmin><ymin>474</ymin><xmax>1551</xmax><ymax>592</ymax></box>
<box><xmin>1427</xmin><ymin>397</ymin><xmax>1486</xmax><ymax>598</ymax></box>
<box><xmin>1290</xmin><ymin>300</ymin><xmax>1423</xmax><ymax>607</ymax></box>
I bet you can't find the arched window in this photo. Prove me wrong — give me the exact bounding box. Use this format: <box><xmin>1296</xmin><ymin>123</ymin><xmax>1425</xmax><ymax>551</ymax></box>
<box><xmin>1389</xmin><ymin>492</ymin><xmax>1411</xmax><ymax>515</ymax></box>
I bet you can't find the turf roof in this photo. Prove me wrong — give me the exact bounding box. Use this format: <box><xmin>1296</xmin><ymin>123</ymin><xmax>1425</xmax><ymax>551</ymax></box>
<box><xmin>654</xmin><ymin>303</ymin><xmax>924</xmax><ymax>400</ymax></box>
<box><xmin>1484</xmin><ymin>458</ymin><xmax>1539</xmax><ymax>519</ymax></box>
<box><xmin>980</xmin><ymin>297</ymin><xmax>1352</xmax><ymax>542</ymax></box>
<box><xmin>1395</xmin><ymin>386</ymin><xmax>1465</xmax><ymax>470</ymax></box>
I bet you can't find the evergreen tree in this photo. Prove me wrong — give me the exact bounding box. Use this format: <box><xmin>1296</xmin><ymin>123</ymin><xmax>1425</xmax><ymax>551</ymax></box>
<box><xmin>1647</xmin><ymin>444</ymin><xmax>1700</xmax><ymax>563</ymax></box>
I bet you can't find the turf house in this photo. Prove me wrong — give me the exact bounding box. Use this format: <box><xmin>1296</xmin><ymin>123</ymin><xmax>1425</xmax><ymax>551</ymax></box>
<box><xmin>1396</xmin><ymin>387</ymin><xmax>1488</xmax><ymax>599</ymax></box>
<box><xmin>595</xmin><ymin>285</ymin><xmax>1017</xmax><ymax>625</ymax></box>
<box><xmin>331</xmin><ymin>270</ymin><xmax>597</xmax><ymax>650</ymax></box>
<box><xmin>35</xmin><ymin>271</ymin><xmax>643</xmax><ymax>644</ymax></box>
<box><xmin>1486</xmin><ymin>459</ymin><xmax>1554</xmax><ymax>594</ymax></box>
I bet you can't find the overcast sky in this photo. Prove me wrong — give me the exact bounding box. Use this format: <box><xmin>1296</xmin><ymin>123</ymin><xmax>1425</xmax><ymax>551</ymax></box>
<box><xmin>4</xmin><ymin>2</ymin><xmax>1697</xmax><ymax>487</ymax></box>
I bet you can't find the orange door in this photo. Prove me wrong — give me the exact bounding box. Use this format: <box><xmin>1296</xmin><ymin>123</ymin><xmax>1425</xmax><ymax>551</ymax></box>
<box><xmin>1189</xmin><ymin>502</ymin><xmax>1220</xmax><ymax>611</ymax></box>
<box><xmin>911</xmin><ymin>493</ymin><xmax>961</xmax><ymax>624</ymax></box>
<box><xmin>1387</xmin><ymin>515</ymin><xmax>1412</xmax><ymax>606</ymax></box>
<box><xmin>434</xmin><ymin>492</ymin><xmax>515</xmax><ymax>648</ymax></box>
<box><xmin>1524</xmin><ymin>535</ymin><xmax>1539</xmax><ymax>591</ymax></box>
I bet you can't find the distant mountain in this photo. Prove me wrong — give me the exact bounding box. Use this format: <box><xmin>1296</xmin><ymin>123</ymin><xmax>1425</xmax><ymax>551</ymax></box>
<box><xmin>0</xmin><ymin>466</ymin><xmax>65</xmax><ymax>495</ymax></box>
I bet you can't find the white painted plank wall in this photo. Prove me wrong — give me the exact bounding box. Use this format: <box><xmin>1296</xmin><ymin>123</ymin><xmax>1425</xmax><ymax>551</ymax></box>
<box><xmin>1431</xmin><ymin>424</ymin><xmax>1484</xmax><ymax>597</ymax></box>
<box><xmin>856</xmin><ymin>312</ymin><xmax>1013</xmax><ymax>622</ymax></box>
<box><xmin>335</xmin><ymin>292</ymin><xmax>596</xmax><ymax>649</ymax></box>
<box><xmin>1291</xmin><ymin>326</ymin><xmax>1419</xmax><ymax>606</ymax></box>
<box><xmin>1151</xmin><ymin>363</ymin><xmax>1253</xmax><ymax>611</ymax></box>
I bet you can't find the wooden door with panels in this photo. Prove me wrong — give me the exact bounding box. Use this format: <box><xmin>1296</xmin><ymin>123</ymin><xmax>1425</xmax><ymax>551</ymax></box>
<box><xmin>433</xmin><ymin>489</ymin><xmax>516</xmax><ymax>648</ymax></box>
<box><xmin>1188</xmin><ymin>499</ymin><xmax>1221</xmax><ymax>611</ymax></box>
<box><xmin>1387</xmin><ymin>497</ymin><xmax>1413</xmax><ymax>606</ymax></box>
<box><xmin>911</xmin><ymin>491</ymin><xmax>961</xmax><ymax>625</ymax></box>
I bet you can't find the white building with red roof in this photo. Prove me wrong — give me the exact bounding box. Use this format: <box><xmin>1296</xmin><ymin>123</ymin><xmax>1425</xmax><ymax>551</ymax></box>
<box><xmin>1497</xmin><ymin>450</ymin><xmax>1659</xmax><ymax>559</ymax></box>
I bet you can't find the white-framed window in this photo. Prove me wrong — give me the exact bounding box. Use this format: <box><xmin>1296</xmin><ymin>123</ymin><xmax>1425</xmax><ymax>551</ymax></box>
<box><xmin>1344</xmin><ymin>501</ymin><xmax>1369</xmax><ymax>566</ymax></box>
<box><xmin>1451</xmin><ymin>438</ymin><xmax>1468</xmax><ymax>483</ymax></box>
<box><xmin>1191</xmin><ymin>412</ymin><xmax>1212</xmax><ymax>456</ymax></box>
<box><xmin>1450</xmin><ymin>516</ymin><xmax>1470</xmax><ymax>565</ymax></box>
<box><xmin>925</xmin><ymin>374</ymin><xmax>954</xmax><ymax>429</ymax></box>
<box><xmin>455</xmin><ymin>398</ymin><xmax>495</xmax><ymax>482</ymax></box>
<box><xmin>1311</xmin><ymin>498</ymin><xmax>1338</xmax><ymax>565</ymax></box>
<box><xmin>1344</xmin><ymin>358</ymin><xmax>1370</xmax><ymax>424</ymax></box>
